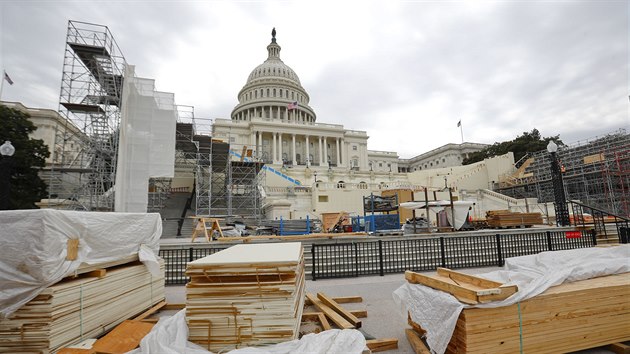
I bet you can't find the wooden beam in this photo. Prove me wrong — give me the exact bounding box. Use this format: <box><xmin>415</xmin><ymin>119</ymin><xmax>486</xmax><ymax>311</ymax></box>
<box><xmin>351</xmin><ymin>310</ymin><xmax>368</xmax><ymax>318</ymax></box>
<box><xmin>91</xmin><ymin>320</ymin><xmax>154</xmax><ymax>354</ymax></box>
<box><xmin>163</xmin><ymin>303</ymin><xmax>186</xmax><ymax>310</ymax></box>
<box><xmin>317</xmin><ymin>292</ymin><xmax>362</xmax><ymax>328</ymax></box>
<box><xmin>66</xmin><ymin>239</ymin><xmax>79</xmax><ymax>260</ymax></box>
<box><xmin>318</xmin><ymin>313</ymin><xmax>332</xmax><ymax>331</ymax></box>
<box><xmin>406</xmin><ymin>328</ymin><xmax>431</xmax><ymax>354</ymax></box>
<box><xmin>366</xmin><ymin>338</ymin><xmax>398</xmax><ymax>352</ymax></box>
<box><xmin>305</xmin><ymin>295</ymin><xmax>363</xmax><ymax>305</ymax></box>
<box><xmin>436</xmin><ymin>267</ymin><xmax>503</xmax><ymax>289</ymax></box>
<box><xmin>607</xmin><ymin>343</ymin><xmax>630</xmax><ymax>354</ymax></box>
<box><xmin>405</xmin><ymin>271</ymin><xmax>479</xmax><ymax>304</ymax></box>
<box><xmin>305</xmin><ymin>293</ymin><xmax>354</xmax><ymax>329</ymax></box>
<box><xmin>85</xmin><ymin>269</ymin><xmax>106</xmax><ymax>278</ymax></box>
<box><xmin>132</xmin><ymin>300</ymin><xmax>167</xmax><ymax>321</ymax></box>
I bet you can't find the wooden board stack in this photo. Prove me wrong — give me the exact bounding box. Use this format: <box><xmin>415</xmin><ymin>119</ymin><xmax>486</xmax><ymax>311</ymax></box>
<box><xmin>186</xmin><ymin>242</ymin><xmax>306</xmax><ymax>352</ymax></box>
<box><xmin>486</xmin><ymin>210</ymin><xmax>543</xmax><ymax>228</ymax></box>
<box><xmin>0</xmin><ymin>261</ymin><xmax>165</xmax><ymax>354</ymax></box>
<box><xmin>407</xmin><ymin>272</ymin><xmax>630</xmax><ymax>353</ymax></box>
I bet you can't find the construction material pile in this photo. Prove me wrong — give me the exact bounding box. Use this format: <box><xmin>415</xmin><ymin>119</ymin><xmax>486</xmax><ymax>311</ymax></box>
<box><xmin>486</xmin><ymin>210</ymin><xmax>543</xmax><ymax>228</ymax></box>
<box><xmin>0</xmin><ymin>260</ymin><xmax>165</xmax><ymax>353</ymax></box>
<box><xmin>394</xmin><ymin>245</ymin><xmax>630</xmax><ymax>354</ymax></box>
<box><xmin>446</xmin><ymin>273</ymin><xmax>629</xmax><ymax>353</ymax></box>
<box><xmin>185</xmin><ymin>243</ymin><xmax>306</xmax><ymax>352</ymax></box>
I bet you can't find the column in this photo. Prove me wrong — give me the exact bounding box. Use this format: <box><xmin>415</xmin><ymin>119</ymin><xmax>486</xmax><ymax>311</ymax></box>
<box><xmin>292</xmin><ymin>134</ymin><xmax>297</xmax><ymax>165</ymax></box>
<box><xmin>323</xmin><ymin>137</ymin><xmax>328</xmax><ymax>166</ymax></box>
<box><xmin>305</xmin><ymin>135</ymin><xmax>310</xmax><ymax>166</ymax></box>
<box><xmin>318</xmin><ymin>136</ymin><xmax>323</xmax><ymax>165</ymax></box>
<box><xmin>279</xmin><ymin>133</ymin><xmax>283</xmax><ymax>163</ymax></box>
<box><xmin>336</xmin><ymin>138</ymin><xmax>340</xmax><ymax>167</ymax></box>
<box><xmin>272</xmin><ymin>132</ymin><xmax>277</xmax><ymax>163</ymax></box>
<box><xmin>340</xmin><ymin>138</ymin><xmax>345</xmax><ymax>167</ymax></box>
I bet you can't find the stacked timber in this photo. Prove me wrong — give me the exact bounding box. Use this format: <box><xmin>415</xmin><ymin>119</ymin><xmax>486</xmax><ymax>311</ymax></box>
<box><xmin>0</xmin><ymin>261</ymin><xmax>165</xmax><ymax>353</ymax></box>
<box><xmin>445</xmin><ymin>273</ymin><xmax>630</xmax><ymax>353</ymax></box>
<box><xmin>486</xmin><ymin>210</ymin><xmax>543</xmax><ymax>228</ymax></box>
<box><xmin>186</xmin><ymin>242</ymin><xmax>306</xmax><ymax>352</ymax></box>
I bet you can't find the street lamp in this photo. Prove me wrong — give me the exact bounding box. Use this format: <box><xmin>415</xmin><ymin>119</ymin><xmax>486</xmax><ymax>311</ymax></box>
<box><xmin>547</xmin><ymin>141</ymin><xmax>569</xmax><ymax>226</ymax></box>
<box><xmin>0</xmin><ymin>141</ymin><xmax>16</xmax><ymax>210</ymax></box>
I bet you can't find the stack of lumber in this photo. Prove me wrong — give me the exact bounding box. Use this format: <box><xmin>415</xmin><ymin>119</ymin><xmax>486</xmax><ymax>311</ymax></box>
<box><xmin>186</xmin><ymin>243</ymin><xmax>306</xmax><ymax>352</ymax></box>
<box><xmin>406</xmin><ymin>271</ymin><xmax>630</xmax><ymax>354</ymax></box>
<box><xmin>0</xmin><ymin>261</ymin><xmax>165</xmax><ymax>353</ymax></box>
<box><xmin>486</xmin><ymin>210</ymin><xmax>543</xmax><ymax>228</ymax></box>
<box><xmin>445</xmin><ymin>272</ymin><xmax>630</xmax><ymax>354</ymax></box>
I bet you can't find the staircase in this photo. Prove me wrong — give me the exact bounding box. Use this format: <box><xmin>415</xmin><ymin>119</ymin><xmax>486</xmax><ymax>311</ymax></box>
<box><xmin>229</xmin><ymin>150</ymin><xmax>301</xmax><ymax>186</ymax></box>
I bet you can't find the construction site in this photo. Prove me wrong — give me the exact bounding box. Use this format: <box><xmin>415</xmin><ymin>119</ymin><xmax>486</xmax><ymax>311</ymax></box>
<box><xmin>1</xmin><ymin>20</ymin><xmax>629</xmax><ymax>354</ymax></box>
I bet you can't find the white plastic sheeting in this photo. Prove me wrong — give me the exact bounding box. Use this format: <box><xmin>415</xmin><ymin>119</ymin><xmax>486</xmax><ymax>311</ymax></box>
<box><xmin>393</xmin><ymin>245</ymin><xmax>630</xmax><ymax>354</ymax></box>
<box><xmin>115</xmin><ymin>65</ymin><xmax>176</xmax><ymax>212</ymax></box>
<box><xmin>400</xmin><ymin>201</ymin><xmax>474</xmax><ymax>230</ymax></box>
<box><xmin>0</xmin><ymin>209</ymin><xmax>162</xmax><ymax>319</ymax></box>
<box><xmin>129</xmin><ymin>310</ymin><xmax>367</xmax><ymax>354</ymax></box>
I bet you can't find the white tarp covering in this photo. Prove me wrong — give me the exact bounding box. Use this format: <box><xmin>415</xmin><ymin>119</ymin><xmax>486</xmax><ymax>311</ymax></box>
<box><xmin>0</xmin><ymin>209</ymin><xmax>162</xmax><ymax>319</ymax></box>
<box><xmin>115</xmin><ymin>65</ymin><xmax>176</xmax><ymax>212</ymax></box>
<box><xmin>128</xmin><ymin>310</ymin><xmax>367</xmax><ymax>354</ymax></box>
<box><xmin>393</xmin><ymin>245</ymin><xmax>630</xmax><ymax>354</ymax></box>
<box><xmin>400</xmin><ymin>201</ymin><xmax>474</xmax><ymax>230</ymax></box>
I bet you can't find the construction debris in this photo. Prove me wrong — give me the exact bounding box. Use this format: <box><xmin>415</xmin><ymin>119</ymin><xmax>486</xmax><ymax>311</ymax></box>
<box><xmin>185</xmin><ymin>243</ymin><xmax>306</xmax><ymax>352</ymax></box>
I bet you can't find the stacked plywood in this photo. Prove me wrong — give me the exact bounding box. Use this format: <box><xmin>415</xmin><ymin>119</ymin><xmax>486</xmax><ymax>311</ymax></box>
<box><xmin>486</xmin><ymin>210</ymin><xmax>543</xmax><ymax>228</ymax></box>
<box><xmin>0</xmin><ymin>261</ymin><xmax>165</xmax><ymax>353</ymax></box>
<box><xmin>186</xmin><ymin>242</ymin><xmax>305</xmax><ymax>352</ymax></box>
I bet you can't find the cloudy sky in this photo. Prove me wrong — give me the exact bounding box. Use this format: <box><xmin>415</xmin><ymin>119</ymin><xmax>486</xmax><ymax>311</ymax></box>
<box><xmin>1</xmin><ymin>1</ymin><xmax>628</xmax><ymax>158</ymax></box>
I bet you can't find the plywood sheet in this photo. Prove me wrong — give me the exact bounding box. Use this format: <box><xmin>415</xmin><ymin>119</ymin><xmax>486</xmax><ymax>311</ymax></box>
<box><xmin>188</xmin><ymin>242</ymin><xmax>302</xmax><ymax>266</ymax></box>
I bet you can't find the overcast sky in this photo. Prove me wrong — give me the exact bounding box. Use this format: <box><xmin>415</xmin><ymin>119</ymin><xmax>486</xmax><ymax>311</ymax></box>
<box><xmin>1</xmin><ymin>1</ymin><xmax>628</xmax><ymax>158</ymax></box>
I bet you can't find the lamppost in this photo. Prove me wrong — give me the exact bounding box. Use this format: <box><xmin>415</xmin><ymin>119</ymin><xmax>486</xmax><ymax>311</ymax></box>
<box><xmin>0</xmin><ymin>141</ymin><xmax>16</xmax><ymax>210</ymax></box>
<box><xmin>547</xmin><ymin>141</ymin><xmax>569</xmax><ymax>226</ymax></box>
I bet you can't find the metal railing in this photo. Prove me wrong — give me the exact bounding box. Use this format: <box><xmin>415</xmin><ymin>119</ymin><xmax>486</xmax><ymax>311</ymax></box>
<box><xmin>159</xmin><ymin>246</ymin><xmax>230</xmax><ymax>285</ymax></box>
<box><xmin>310</xmin><ymin>230</ymin><xmax>596</xmax><ymax>280</ymax></box>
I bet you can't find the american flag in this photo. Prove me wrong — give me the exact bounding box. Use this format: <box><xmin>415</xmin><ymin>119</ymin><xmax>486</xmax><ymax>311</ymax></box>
<box><xmin>287</xmin><ymin>101</ymin><xmax>298</xmax><ymax>110</ymax></box>
<box><xmin>3</xmin><ymin>71</ymin><xmax>13</xmax><ymax>85</ymax></box>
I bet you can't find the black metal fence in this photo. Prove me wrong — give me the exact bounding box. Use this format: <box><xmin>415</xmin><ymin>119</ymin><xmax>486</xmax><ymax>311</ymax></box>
<box><xmin>159</xmin><ymin>246</ymin><xmax>229</xmax><ymax>284</ymax></box>
<box><xmin>311</xmin><ymin>230</ymin><xmax>597</xmax><ymax>280</ymax></box>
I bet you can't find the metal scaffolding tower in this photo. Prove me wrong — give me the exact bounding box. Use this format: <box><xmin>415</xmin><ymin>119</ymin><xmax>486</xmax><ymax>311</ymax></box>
<box><xmin>498</xmin><ymin>129</ymin><xmax>629</xmax><ymax>216</ymax></box>
<box><xmin>48</xmin><ymin>21</ymin><xmax>125</xmax><ymax>210</ymax></box>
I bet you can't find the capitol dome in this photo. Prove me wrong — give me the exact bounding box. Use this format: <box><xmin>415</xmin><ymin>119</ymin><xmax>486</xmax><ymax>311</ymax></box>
<box><xmin>231</xmin><ymin>28</ymin><xmax>316</xmax><ymax>123</ymax></box>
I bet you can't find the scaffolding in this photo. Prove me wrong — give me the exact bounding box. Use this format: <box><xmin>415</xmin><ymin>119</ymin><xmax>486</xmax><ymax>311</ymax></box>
<box><xmin>48</xmin><ymin>21</ymin><xmax>126</xmax><ymax>210</ymax></box>
<box><xmin>497</xmin><ymin>129</ymin><xmax>629</xmax><ymax>216</ymax></box>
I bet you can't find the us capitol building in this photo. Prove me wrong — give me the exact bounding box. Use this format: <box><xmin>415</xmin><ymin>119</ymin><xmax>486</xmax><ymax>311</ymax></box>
<box><xmin>212</xmin><ymin>29</ymin><xmax>501</xmax><ymax>218</ymax></box>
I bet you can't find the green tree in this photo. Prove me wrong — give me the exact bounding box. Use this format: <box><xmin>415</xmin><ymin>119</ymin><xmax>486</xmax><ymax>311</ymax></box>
<box><xmin>0</xmin><ymin>105</ymin><xmax>50</xmax><ymax>209</ymax></box>
<box><xmin>463</xmin><ymin>129</ymin><xmax>563</xmax><ymax>165</ymax></box>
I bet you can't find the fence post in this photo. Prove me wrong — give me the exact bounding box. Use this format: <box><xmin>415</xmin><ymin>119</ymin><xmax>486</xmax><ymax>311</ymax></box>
<box><xmin>591</xmin><ymin>229</ymin><xmax>598</xmax><ymax>246</ymax></box>
<box><xmin>378</xmin><ymin>240</ymin><xmax>384</xmax><ymax>276</ymax></box>
<box><xmin>496</xmin><ymin>234</ymin><xmax>503</xmax><ymax>267</ymax></box>
<box><xmin>440</xmin><ymin>237</ymin><xmax>446</xmax><ymax>268</ymax></box>
<box><xmin>188</xmin><ymin>247</ymin><xmax>194</xmax><ymax>262</ymax></box>
<box><xmin>546</xmin><ymin>231</ymin><xmax>553</xmax><ymax>251</ymax></box>
<box><xmin>311</xmin><ymin>245</ymin><xmax>316</xmax><ymax>281</ymax></box>
<box><xmin>354</xmin><ymin>243</ymin><xmax>359</xmax><ymax>277</ymax></box>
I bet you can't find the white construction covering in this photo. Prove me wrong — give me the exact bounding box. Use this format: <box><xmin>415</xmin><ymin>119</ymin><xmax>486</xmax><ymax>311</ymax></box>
<box><xmin>400</xmin><ymin>200</ymin><xmax>474</xmax><ymax>230</ymax></box>
<box><xmin>393</xmin><ymin>245</ymin><xmax>630</xmax><ymax>354</ymax></box>
<box><xmin>129</xmin><ymin>310</ymin><xmax>367</xmax><ymax>354</ymax></box>
<box><xmin>0</xmin><ymin>209</ymin><xmax>162</xmax><ymax>319</ymax></box>
<box><xmin>115</xmin><ymin>65</ymin><xmax>177</xmax><ymax>212</ymax></box>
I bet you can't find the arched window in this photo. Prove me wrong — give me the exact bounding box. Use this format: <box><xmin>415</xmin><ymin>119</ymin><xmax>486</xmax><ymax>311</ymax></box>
<box><xmin>273</xmin><ymin>89</ymin><xmax>276</xmax><ymax>97</ymax></box>
<box><xmin>337</xmin><ymin>180</ymin><xmax>345</xmax><ymax>189</ymax></box>
<box><xmin>266</xmin><ymin>88</ymin><xmax>270</xmax><ymax>97</ymax></box>
<box><xmin>358</xmin><ymin>181</ymin><xmax>368</xmax><ymax>189</ymax></box>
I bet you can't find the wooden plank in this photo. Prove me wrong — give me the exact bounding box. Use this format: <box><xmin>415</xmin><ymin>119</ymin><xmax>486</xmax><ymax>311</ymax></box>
<box><xmin>305</xmin><ymin>293</ymin><xmax>354</xmax><ymax>329</ymax></box>
<box><xmin>85</xmin><ymin>269</ymin><xmax>107</xmax><ymax>278</ymax></box>
<box><xmin>305</xmin><ymin>295</ymin><xmax>363</xmax><ymax>305</ymax></box>
<box><xmin>163</xmin><ymin>303</ymin><xmax>186</xmax><ymax>310</ymax></box>
<box><xmin>406</xmin><ymin>328</ymin><xmax>431</xmax><ymax>354</ymax></box>
<box><xmin>132</xmin><ymin>300</ymin><xmax>167</xmax><ymax>321</ymax></box>
<box><xmin>607</xmin><ymin>342</ymin><xmax>630</xmax><ymax>354</ymax></box>
<box><xmin>318</xmin><ymin>313</ymin><xmax>332</xmax><ymax>331</ymax></box>
<box><xmin>366</xmin><ymin>338</ymin><xmax>399</xmax><ymax>352</ymax></box>
<box><xmin>436</xmin><ymin>268</ymin><xmax>503</xmax><ymax>289</ymax></box>
<box><xmin>317</xmin><ymin>292</ymin><xmax>362</xmax><ymax>328</ymax></box>
<box><xmin>351</xmin><ymin>310</ymin><xmax>368</xmax><ymax>318</ymax></box>
<box><xmin>91</xmin><ymin>320</ymin><xmax>154</xmax><ymax>353</ymax></box>
<box><xmin>405</xmin><ymin>271</ymin><xmax>479</xmax><ymax>304</ymax></box>
<box><xmin>67</xmin><ymin>239</ymin><xmax>80</xmax><ymax>260</ymax></box>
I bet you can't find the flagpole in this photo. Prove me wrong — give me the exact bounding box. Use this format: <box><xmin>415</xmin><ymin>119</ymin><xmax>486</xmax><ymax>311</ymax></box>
<box><xmin>0</xmin><ymin>71</ymin><xmax>4</xmax><ymax>101</ymax></box>
<box><xmin>459</xmin><ymin>120</ymin><xmax>464</xmax><ymax>144</ymax></box>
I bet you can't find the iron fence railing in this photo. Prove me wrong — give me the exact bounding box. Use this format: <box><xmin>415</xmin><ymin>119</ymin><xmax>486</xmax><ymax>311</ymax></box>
<box><xmin>311</xmin><ymin>230</ymin><xmax>597</xmax><ymax>280</ymax></box>
<box><xmin>159</xmin><ymin>246</ymin><xmax>229</xmax><ymax>285</ymax></box>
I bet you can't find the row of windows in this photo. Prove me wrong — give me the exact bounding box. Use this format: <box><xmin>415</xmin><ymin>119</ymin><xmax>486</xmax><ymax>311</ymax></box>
<box><xmin>243</xmin><ymin>87</ymin><xmax>304</xmax><ymax>103</ymax></box>
<box><xmin>254</xmin><ymin>66</ymin><xmax>295</xmax><ymax>79</ymax></box>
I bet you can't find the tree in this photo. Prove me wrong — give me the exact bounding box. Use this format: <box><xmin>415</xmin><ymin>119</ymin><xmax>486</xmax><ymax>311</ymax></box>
<box><xmin>463</xmin><ymin>129</ymin><xmax>563</xmax><ymax>165</ymax></box>
<box><xmin>0</xmin><ymin>105</ymin><xmax>50</xmax><ymax>209</ymax></box>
